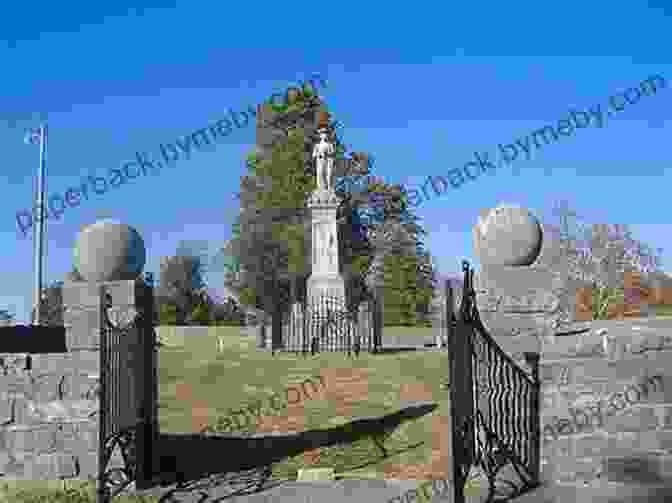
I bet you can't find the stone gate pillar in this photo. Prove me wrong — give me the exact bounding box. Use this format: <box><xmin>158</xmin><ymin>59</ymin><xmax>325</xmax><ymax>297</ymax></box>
<box><xmin>69</xmin><ymin>220</ymin><xmax>158</xmax><ymax>489</ymax></box>
<box><xmin>472</xmin><ymin>204</ymin><xmax>588</xmax><ymax>342</ymax></box>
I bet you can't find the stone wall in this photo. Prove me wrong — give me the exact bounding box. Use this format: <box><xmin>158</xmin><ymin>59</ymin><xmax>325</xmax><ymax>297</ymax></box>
<box><xmin>0</xmin><ymin>279</ymin><xmax>157</xmax><ymax>484</ymax></box>
<box><xmin>0</xmin><ymin>351</ymin><xmax>100</xmax><ymax>480</ymax></box>
<box><xmin>468</xmin><ymin>204</ymin><xmax>672</xmax><ymax>493</ymax></box>
<box><xmin>537</xmin><ymin>319</ymin><xmax>672</xmax><ymax>487</ymax></box>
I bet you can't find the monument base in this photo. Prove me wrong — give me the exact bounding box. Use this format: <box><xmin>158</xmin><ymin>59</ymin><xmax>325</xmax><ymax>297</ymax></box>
<box><xmin>306</xmin><ymin>273</ymin><xmax>346</xmax><ymax>303</ymax></box>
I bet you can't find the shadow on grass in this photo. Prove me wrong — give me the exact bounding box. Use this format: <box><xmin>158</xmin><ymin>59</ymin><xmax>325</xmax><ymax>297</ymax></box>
<box><xmin>139</xmin><ymin>401</ymin><xmax>437</xmax><ymax>502</ymax></box>
<box><xmin>373</xmin><ymin>348</ymin><xmax>420</xmax><ymax>354</ymax></box>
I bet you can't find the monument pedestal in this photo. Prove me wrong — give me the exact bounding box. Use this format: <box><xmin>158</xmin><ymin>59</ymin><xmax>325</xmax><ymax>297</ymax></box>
<box><xmin>306</xmin><ymin>274</ymin><xmax>346</xmax><ymax>300</ymax></box>
<box><xmin>306</xmin><ymin>189</ymin><xmax>346</xmax><ymax>306</ymax></box>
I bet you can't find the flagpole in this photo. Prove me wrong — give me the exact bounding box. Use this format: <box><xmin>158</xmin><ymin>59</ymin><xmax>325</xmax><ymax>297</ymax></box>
<box><xmin>32</xmin><ymin>124</ymin><xmax>47</xmax><ymax>325</ymax></box>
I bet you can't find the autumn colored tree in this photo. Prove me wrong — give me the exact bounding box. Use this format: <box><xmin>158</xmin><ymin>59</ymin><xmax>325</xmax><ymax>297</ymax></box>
<box><xmin>547</xmin><ymin>199</ymin><xmax>664</xmax><ymax>320</ymax></box>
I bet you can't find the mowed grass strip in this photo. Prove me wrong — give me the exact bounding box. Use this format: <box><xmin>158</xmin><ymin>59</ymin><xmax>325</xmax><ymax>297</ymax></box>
<box><xmin>654</xmin><ymin>304</ymin><xmax>672</xmax><ymax>317</ymax></box>
<box><xmin>0</xmin><ymin>480</ymin><xmax>159</xmax><ymax>503</ymax></box>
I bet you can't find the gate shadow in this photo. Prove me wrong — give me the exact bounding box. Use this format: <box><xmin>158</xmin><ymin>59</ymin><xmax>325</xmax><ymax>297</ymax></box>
<box><xmin>148</xmin><ymin>401</ymin><xmax>437</xmax><ymax>498</ymax></box>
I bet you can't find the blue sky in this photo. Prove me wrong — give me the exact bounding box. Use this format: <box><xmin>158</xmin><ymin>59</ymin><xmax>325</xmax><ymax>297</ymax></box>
<box><xmin>1</xmin><ymin>1</ymin><xmax>671</xmax><ymax>323</ymax></box>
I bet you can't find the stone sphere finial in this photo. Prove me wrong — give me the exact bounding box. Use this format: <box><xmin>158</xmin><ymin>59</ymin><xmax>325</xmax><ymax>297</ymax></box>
<box><xmin>74</xmin><ymin>219</ymin><xmax>146</xmax><ymax>282</ymax></box>
<box><xmin>473</xmin><ymin>204</ymin><xmax>543</xmax><ymax>267</ymax></box>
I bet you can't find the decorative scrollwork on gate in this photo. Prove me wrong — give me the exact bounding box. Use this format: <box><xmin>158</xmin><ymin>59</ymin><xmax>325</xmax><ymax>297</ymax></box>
<box><xmin>453</xmin><ymin>415</ymin><xmax>476</xmax><ymax>490</ymax></box>
<box><xmin>449</xmin><ymin>261</ymin><xmax>541</xmax><ymax>503</ymax></box>
<box><xmin>102</xmin><ymin>292</ymin><xmax>143</xmax><ymax>332</ymax></box>
<box><xmin>98</xmin><ymin>424</ymin><xmax>139</xmax><ymax>500</ymax></box>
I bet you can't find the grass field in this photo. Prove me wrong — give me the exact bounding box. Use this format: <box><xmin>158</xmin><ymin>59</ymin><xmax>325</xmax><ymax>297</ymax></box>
<box><xmin>654</xmin><ymin>304</ymin><xmax>672</xmax><ymax>317</ymax></box>
<box><xmin>158</xmin><ymin>328</ymin><xmax>449</xmax><ymax>479</ymax></box>
<box><xmin>1</xmin><ymin>327</ymin><xmax>448</xmax><ymax>502</ymax></box>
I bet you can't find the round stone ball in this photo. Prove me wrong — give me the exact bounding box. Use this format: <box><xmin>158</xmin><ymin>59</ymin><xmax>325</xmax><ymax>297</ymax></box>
<box><xmin>473</xmin><ymin>204</ymin><xmax>543</xmax><ymax>267</ymax></box>
<box><xmin>74</xmin><ymin>219</ymin><xmax>146</xmax><ymax>282</ymax></box>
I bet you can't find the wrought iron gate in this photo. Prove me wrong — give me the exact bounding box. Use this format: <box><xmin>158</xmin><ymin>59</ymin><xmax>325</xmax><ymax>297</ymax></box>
<box><xmin>98</xmin><ymin>275</ymin><xmax>158</xmax><ymax>503</ymax></box>
<box><xmin>448</xmin><ymin>261</ymin><xmax>541</xmax><ymax>502</ymax></box>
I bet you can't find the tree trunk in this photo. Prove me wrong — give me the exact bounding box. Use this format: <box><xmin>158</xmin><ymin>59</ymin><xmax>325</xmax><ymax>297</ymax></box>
<box><xmin>271</xmin><ymin>276</ymin><xmax>283</xmax><ymax>352</ymax></box>
<box><xmin>272</xmin><ymin>304</ymin><xmax>282</xmax><ymax>352</ymax></box>
<box><xmin>290</xmin><ymin>275</ymin><xmax>298</xmax><ymax>305</ymax></box>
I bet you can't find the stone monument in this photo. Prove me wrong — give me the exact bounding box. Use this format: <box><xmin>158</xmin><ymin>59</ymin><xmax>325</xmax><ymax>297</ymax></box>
<box><xmin>305</xmin><ymin>113</ymin><xmax>346</xmax><ymax>304</ymax></box>
<box><xmin>472</xmin><ymin>203</ymin><xmax>587</xmax><ymax>342</ymax></box>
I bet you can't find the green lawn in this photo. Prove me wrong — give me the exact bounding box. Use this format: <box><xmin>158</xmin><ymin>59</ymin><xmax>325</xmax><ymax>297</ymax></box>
<box><xmin>0</xmin><ymin>480</ymin><xmax>157</xmax><ymax>503</ymax></box>
<box><xmin>158</xmin><ymin>328</ymin><xmax>449</xmax><ymax>479</ymax></box>
<box><xmin>381</xmin><ymin>326</ymin><xmax>436</xmax><ymax>337</ymax></box>
<box><xmin>654</xmin><ymin>304</ymin><xmax>672</xmax><ymax>317</ymax></box>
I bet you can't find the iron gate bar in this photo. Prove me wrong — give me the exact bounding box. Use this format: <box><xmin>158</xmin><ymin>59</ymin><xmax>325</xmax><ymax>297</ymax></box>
<box><xmin>97</xmin><ymin>276</ymin><xmax>157</xmax><ymax>503</ymax></box>
<box><xmin>448</xmin><ymin>261</ymin><xmax>541</xmax><ymax>503</ymax></box>
<box><xmin>448</xmin><ymin>309</ymin><xmax>476</xmax><ymax>503</ymax></box>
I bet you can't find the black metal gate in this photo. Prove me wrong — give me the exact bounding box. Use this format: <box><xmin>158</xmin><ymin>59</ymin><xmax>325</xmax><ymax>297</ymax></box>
<box><xmin>98</xmin><ymin>274</ymin><xmax>157</xmax><ymax>503</ymax></box>
<box><xmin>448</xmin><ymin>261</ymin><xmax>541</xmax><ymax>502</ymax></box>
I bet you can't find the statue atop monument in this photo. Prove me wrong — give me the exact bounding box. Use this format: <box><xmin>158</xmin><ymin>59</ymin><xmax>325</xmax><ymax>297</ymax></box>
<box><xmin>306</xmin><ymin>112</ymin><xmax>346</xmax><ymax>303</ymax></box>
<box><xmin>312</xmin><ymin>128</ymin><xmax>335</xmax><ymax>192</ymax></box>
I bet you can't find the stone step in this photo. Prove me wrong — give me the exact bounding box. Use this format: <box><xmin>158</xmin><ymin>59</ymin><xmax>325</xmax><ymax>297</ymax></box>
<box><xmin>509</xmin><ymin>480</ymin><xmax>672</xmax><ymax>503</ymax></box>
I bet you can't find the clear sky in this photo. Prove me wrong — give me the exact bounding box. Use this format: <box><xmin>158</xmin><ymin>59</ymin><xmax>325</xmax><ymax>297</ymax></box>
<box><xmin>1</xmin><ymin>1</ymin><xmax>670</xmax><ymax>323</ymax></box>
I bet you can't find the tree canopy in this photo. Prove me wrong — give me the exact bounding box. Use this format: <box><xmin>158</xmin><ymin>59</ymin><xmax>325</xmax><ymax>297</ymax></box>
<box><xmin>157</xmin><ymin>252</ymin><xmax>208</xmax><ymax>325</ymax></box>
<box><xmin>223</xmin><ymin>90</ymin><xmax>437</xmax><ymax>324</ymax></box>
<box><xmin>546</xmin><ymin>199</ymin><xmax>664</xmax><ymax>320</ymax></box>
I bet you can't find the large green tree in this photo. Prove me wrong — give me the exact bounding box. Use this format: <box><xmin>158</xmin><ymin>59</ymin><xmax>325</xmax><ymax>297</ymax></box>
<box><xmin>225</xmin><ymin>87</ymin><xmax>370</xmax><ymax>313</ymax></box>
<box><xmin>158</xmin><ymin>251</ymin><xmax>208</xmax><ymax>325</ymax></box>
<box><xmin>224</xmin><ymin>86</ymin><xmax>435</xmax><ymax>327</ymax></box>
<box><xmin>356</xmin><ymin>175</ymin><xmax>436</xmax><ymax>325</ymax></box>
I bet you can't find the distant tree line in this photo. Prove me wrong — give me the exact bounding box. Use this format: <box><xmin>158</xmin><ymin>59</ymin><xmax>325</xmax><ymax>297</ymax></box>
<box><xmin>26</xmin><ymin>259</ymin><xmax>245</xmax><ymax>328</ymax></box>
<box><xmin>156</xmin><ymin>253</ymin><xmax>245</xmax><ymax>326</ymax></box>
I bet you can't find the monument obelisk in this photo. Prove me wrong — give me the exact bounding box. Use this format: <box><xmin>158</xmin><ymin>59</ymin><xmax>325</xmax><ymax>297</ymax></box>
<box><xmin>306</xmin><ymin>112</ymin><xmax>346</xmax><ymax>305</ymax></box>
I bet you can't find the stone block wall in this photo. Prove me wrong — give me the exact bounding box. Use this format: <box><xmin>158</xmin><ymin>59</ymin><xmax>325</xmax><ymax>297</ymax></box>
<box><xmin>538</xmin><ymin>319</ymin><xmax>672</xmax><ymax>487</ymax></box>
<box><xmin>0</xmin><ymin>279</ymin><xmax>156</xmax><ymax>483</ymax></box>
<box><xmin>0</xmin><ymin>351</ymin><xmax>102</xmax><ymax>480</ymax></box>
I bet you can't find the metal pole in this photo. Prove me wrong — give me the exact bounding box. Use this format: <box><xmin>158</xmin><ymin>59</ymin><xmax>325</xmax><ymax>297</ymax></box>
<box><xmin>524</xmin><ymin>351</ymin><xmax>541</xmax><ymax>484</ymax></box>
<box><xmin>32</xmin><ymin>124</ymin><xmax>47</xmax><ymax>325</ymax></box>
